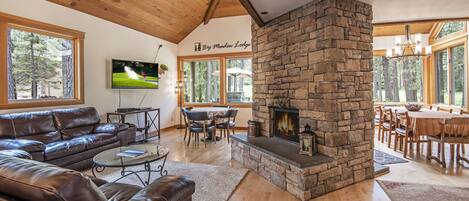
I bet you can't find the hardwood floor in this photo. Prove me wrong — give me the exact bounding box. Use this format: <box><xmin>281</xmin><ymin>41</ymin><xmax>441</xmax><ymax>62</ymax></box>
<box><xmin>150</xmin><ymin>128</ymin><xmax>469</xmax><ymax>201</ymax></box>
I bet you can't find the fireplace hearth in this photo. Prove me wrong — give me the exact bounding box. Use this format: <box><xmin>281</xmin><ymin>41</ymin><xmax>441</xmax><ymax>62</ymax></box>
<box><xmin>271</xmin><ymin>107</ymin><xmax>299</xmax><ymax>143</ymax></box>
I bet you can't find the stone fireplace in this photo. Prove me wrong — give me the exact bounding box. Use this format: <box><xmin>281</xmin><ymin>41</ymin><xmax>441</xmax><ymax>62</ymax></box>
<box><xmin>271</xmin><ymin>107</ymin><xmax>300</xmax><ymax>143</ymax></box>
<box><xmin>231</xmin><ymin>0</ymin><xmax>374</xmax><ymax>200</ymax></box>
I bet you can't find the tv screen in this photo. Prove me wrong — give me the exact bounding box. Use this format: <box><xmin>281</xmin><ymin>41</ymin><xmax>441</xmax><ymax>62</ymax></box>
<box><xmin>112</xmin><ymin>59</ymin><xmax>159</xmax><ymax>89</ymax></box>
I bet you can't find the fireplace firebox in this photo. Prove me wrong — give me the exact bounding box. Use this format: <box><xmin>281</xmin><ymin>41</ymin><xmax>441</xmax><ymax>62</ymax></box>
<box><xmin>271</xmin><ymin>107</ymin><xmax>300</xmax><ymax>143</ymax></box>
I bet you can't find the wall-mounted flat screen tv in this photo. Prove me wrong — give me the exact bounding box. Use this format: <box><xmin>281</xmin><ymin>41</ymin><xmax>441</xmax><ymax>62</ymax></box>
<box><xmin>112</xmin><ymin>59</ymin><xmax>159</xmax><ymax>89</ymax></box>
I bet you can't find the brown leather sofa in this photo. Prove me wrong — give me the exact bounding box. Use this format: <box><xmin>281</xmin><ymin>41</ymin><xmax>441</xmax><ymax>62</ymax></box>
<box><xmin>0</xmin><ymin>150</ymin><xmax>195</xmax><ymax>201</ymax></box>
<box><xmin>0</xmin><ymin>107</ymin><xmax>136</xmax><ymax>170</ymax></box>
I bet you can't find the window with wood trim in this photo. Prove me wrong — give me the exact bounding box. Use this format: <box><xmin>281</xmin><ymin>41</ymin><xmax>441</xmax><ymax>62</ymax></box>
<box><xmin>436</xmin><ymin>22</ymin><xmax>465</xmax><ymax>39</ymax></box>
<box><xmin>435</xmin><ymin>45</ymin><xmax>466</xmax><ymax>106</ymax></box>
<box><xmin>178</xmin><ymin>52</ymin><xmax>253</xmax><ymax>107</ymax></box>
<box><xmin>0</xmin><ymin>12</ymin><xmax>84</xmax><ymax>109</ymax></box>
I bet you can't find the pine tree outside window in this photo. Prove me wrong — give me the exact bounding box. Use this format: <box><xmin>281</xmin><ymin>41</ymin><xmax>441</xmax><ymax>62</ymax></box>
<box><xmin>0</xmin><ymin>12</ymin><xmax>84</xmax><ymax>109</ymax></box>
<box><xmin>178</xmin><ymin>52</ymin><xmax>253</xmax><ymax>107</ymax></box>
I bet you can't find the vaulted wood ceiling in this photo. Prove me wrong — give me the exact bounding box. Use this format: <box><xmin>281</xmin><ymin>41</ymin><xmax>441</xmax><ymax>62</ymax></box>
<box><xmin>373</xmin><ymin>22</ymin><xmax>435</xmax><ymax>37</ymax></box>
<box><xmin>47</xmin><ymin>0</ymin><xmax>247</xmax><ymax>43</ymax></box>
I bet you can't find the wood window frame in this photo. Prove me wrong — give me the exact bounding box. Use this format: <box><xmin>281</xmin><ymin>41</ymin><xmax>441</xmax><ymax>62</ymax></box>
<box><xmin>428</xmin><ymin>21</ymin><xmax>468</xmax><ymax>107</ymax></box>
<box><xmin>0</xmin><ymin>12</ymin><xmax>85</xmax><ymax>109</ymax></box>
<box><xmin>372</xmin><ymin>50</ymin><xmax>429</xmax><ymax>104</ymax></box>
<box><xmin>177</xmin><ymin>52</ymin><xmax>253</xmax><ymax>108</ymax></box>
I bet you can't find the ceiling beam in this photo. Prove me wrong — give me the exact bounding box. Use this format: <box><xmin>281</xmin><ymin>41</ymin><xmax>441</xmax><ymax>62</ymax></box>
<box><xmin>203</xmin><ymin>0</ymin><xmax>221</xmax><ymax>25</ymax></box>
<box><xmin>238</xmin><ymin>0</ymin><xmax>264</xmax><ymax>27</ymax></box>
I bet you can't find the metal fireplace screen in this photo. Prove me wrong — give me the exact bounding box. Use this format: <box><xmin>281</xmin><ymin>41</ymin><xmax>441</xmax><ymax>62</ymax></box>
<box><xmin>272</xmin><ymin>108</ymin><xmax>299</xmax><ymax>143</ymax></box>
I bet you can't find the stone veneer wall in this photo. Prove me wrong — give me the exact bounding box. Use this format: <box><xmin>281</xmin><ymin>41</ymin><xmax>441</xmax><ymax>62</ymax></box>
<box><xmin>250</xmin><ymin>0</ymin><xmax>374</xmax><ymax>199</ymax></box>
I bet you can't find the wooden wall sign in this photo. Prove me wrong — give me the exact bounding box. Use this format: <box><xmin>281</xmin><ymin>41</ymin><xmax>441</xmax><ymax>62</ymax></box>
<box><xmin>194</xmin><ymin>40</ymin><xmax>251</xmax><ymax>52</ymax></box>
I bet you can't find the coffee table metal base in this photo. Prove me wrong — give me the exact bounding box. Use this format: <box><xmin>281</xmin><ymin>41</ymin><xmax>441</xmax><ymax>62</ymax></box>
<box><xmin>92</xmin><ymin>155</ymin><xmax>168</xmax><ymax>186</ymax></box>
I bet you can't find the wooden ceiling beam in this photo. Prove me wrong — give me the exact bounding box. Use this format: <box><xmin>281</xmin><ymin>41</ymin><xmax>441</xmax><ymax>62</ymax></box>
<box><xmin>204</xmin><ymin>0</ymin><xmax>221</xmax><ymax>25</ymax></box>
<box><xmin>239</xmin><ymin>0</ymin><xmax>264</xmax><ymax>27</ymax></box>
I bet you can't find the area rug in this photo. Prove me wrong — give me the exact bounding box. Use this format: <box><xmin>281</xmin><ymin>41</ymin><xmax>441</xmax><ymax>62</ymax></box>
<box><xmin>84</xmin><ymin>161</ymin><xmax>248</xmax><ymax>201</ymax></box>
<box><xmin>377</xmin><ymin>180</ymin><xmax>469</xmax><ymax>201</ymax></box>
<box><xmin>374</xmin><ymin>149</ymin><xmax>408</xmax><ymax>165</ymax></box>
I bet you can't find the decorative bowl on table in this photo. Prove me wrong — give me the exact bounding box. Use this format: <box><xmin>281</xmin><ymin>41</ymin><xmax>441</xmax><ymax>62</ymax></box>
<box><xmin>405</xmin><ymin>103</ymin><xmax>422</xmax><ymax>112</ymax></box>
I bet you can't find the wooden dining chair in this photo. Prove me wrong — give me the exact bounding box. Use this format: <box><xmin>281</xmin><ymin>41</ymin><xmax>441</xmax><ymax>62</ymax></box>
<box><xmin>181</xmin><ymin>107</ymin><xmax>193</xmax><ymax>141</ymax></box>
<box><xmin>437</xmin><ymin>106</ymin><xmax>453</xmax><ymax>113</ymax></box>
<box><xmin>185</xmin><ymin>111</ymin><xmax>216</xmax><ymax>148</ymax></box>
<box><xmin>215</xmin><ymin>109</ymin><xmax>238</xmax><ymax>142</ymax></box>
<box><xmin>458</xmin><ymin>110</ymin><xmax>469</xmax><ymax>156</ymax></box>
<box><xmin>381</xmin><ymin>109</ymin><xmax>396</xmax><ymax>148</ymax></box>
<box><xmin>428</xmin><ymin>117</ymin><xmax>469</xmax><ymax>168</ymax></box>
<box><xmin>436</xmin><ymin>107</ymin><xmax>455</xmax><ymax>157</ymax></box>
<box><xmin>374</xmin><ymin>106</ymin><xmax>383</xmax><ymax>141</ymax></box>
<box><xmin>395</xmin><ymin>111</ymin><xmax>413</xmax><ymax>157</ymax></box>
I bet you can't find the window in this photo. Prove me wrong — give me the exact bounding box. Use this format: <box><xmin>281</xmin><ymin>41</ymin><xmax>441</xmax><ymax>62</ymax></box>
<box><xmin>183</xmin><ymin>60</ymin><xmax>220</xmax><ymax>103</ymax></box>
<box><xmin>436</xmin><ymin>50</ymin><xmax>449</xmax><ymax>104</ymax></box>
<box><xmin>226</xmin><ymin>58</ymin><xmax>252</xmax><ymax>103</ymax></box>
<box><xmin>178</xmin><ymin>52</ymin><xmax>253</xmax><ymax>107</ymax></box>
<box><xmin>436</xmin><ymin>22</ymin><xmax>465</xmax><ymax>39</ymax></box>
<box><xmin>435</xmin><ymin>45</ymin><xmax>466</xmax><ymax>106</ymax></box>
<box><xmin>0</xmin><ymin>12</ymin><xmax>84</xmax><ymax>109</ymax></box>
<box><xmin>372</xmin><ymin>56</ymin><xmax>424</xmax><ymax>102</ymax></box>
<box><xmin>451</xmin><ymin>45</ymin><xmax>465</xmax><ymax>106</ymax></box>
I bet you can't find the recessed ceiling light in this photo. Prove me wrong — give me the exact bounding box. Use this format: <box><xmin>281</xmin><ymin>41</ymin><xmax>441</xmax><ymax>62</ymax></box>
<box><xmin>261</xmin><ymin>11</ymin><xmax>269</xmax><ymax>15</ymax></box>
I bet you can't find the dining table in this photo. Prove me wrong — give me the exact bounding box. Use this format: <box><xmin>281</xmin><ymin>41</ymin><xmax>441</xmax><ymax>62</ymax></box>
<box><xmin>383</xmin><ymin>106</ymin><xmax>469</xmax><ymax>137</ymax></box>
<box><xmin>191</xmin><ymin>107</ymin><xmax>230</xmax><ymax>119</ymax></box>
<box><xmin>190</xmin><ymin>107</ymin><xmax>231</xmax><ymax>141</ymax></box>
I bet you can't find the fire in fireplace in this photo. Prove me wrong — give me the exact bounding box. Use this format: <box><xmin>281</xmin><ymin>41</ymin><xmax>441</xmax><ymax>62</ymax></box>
<box><xmin>272</xmin><ymin>108</ymin><xmax>299</xmax><ymax>143</ymax></box>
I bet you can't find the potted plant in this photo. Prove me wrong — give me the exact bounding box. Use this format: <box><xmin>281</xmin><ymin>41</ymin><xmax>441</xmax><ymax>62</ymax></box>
<box><xmin>159</xmin><ymin>64</ymin><xmax>168</xmax><ymax>75</ymax></box>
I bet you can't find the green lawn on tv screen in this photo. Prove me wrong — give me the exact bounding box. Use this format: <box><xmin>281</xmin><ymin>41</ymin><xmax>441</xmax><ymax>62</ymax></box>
<box><xmin>112</xmin><ymin>72</ymin><xmax>158</xmax><ymax>88</ymax></box>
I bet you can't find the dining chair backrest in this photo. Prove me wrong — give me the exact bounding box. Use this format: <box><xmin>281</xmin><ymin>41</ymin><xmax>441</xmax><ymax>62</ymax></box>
<box><xmin>444</xmin><ymin>117</ymin><xmax>469</xmax><ymax>138</ymax></box>
<box><xmin>228</xmin><ymin>109</ymin><xmax>238</xmax><ymax>122</ymax></box>
<box><xmin>181</xmin><ymin>107</ymin><xmax>192</xmax><ymax>126</ymax></box>
<box><xmin>460</xmin><ymin>109</ymin><xmax>469</xmax><ymax>116</ymax></box>
<box><xmin>185</xmin><ymin>111</ymin><xmax>210</xmax><ymax>122</ymax></box>
<box><xmin>374</xmin><ymin>106</ymin><xmax>382</xmax><ymax>119</ymax></box>
<box><xmin>384</xmin><ymin>108</ymin><xmax>394</xmax><ymax>123</ymax></box>
<box><xmin>437</xmin><ymin>106</ymin><xmax>453</xmax><ymax>113</ymax></box>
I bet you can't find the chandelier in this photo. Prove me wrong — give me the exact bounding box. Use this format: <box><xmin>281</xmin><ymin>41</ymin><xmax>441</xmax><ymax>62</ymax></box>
<box><xmin>386</xmin><ymin>25</ymin><xmax>432</xmax><ymax>58</ymax></box>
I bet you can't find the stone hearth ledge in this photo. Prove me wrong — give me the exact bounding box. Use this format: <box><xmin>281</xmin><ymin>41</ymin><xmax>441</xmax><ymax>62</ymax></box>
<box><xmin>231</xmin><ymin>134</ymin><xmax>341</xmax><ymax>200</ymax></box>
<box><xmin>231</xmin><ymin>134</ymin><xmax>333</xmax><ymax>168</ymax></box>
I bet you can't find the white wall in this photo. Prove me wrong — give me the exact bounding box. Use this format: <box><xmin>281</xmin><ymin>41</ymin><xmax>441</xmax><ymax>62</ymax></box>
<box><xmin>371</xmin><ymin>0</ymin><xmax>469</xmax><ymax>24</ymax></box>
<box><xmin>0</xmin><ymin>0</ymin><xmax>179</xmax><ymax>129</ymax></box>
<box><xmin>179</xmin><ymin>15</ymin><xmax>253</xmax><ymax>127</ymax></box>
<box><xmin>178</xmin><ymin>15</ymin><xmax>252</xmax><ymax>56</ymax></box>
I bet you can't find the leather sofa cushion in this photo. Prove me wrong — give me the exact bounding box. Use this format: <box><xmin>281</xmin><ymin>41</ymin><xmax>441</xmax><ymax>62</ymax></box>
<box><xmin>0</xmin><ymin>155</ymin><xmax>107</xmax><ymax>201</ymax></box>
<box><xmin>0</xmin><ymin>139</ymin><xmax>45</xmax><ymax>152</ymax></box>
<box><xmin>61</xmin><ymin>126</ymin><xmax>95</xmax><ymax>140</ymax></box>
<box><xmin>129</xmin><ymin>175</ymin><xmax>196</xmax><ymax>201</ymax></box>
<box><xmin>0</xmin><ymin>149</ymin><xmax>32</xmax><ymax>160</ymax></box>
<box><xmin>72</xmin><ymin>133</ymin><xmax>118</xmax><ymax>150</ymax></box>
<box><xmin>0</xmin><ymin>117</ymin><xmax>15</xmax><ymax>138</ymax></box>
<box><xmin>116</xmin><ymin>123</ymin><xmax>130</xmax><ymax>131</ymax></box>
<box><xmin>16</xmin><ymin>131</ymin><xmax>61</xmax><ymax>144</ymax></box>
<box><xmin>44</xmin><ymin>139</ymin><xmax>86</xmax><ymax>161</ymax></box>
<box><xmin>0</xmin><ymin>112</ymin><xmax>60</xmax><ymax>144</ymax></box>
<box><xmin>99</xmin><ymin>183</ymin><xmax>141</xmax><ymax>201</ymax></box>
<box><xmin>9</xmin><ymin>111</ymin><xmax>57</xmax><ymax>136</ymax></box>
<box><xmin>53</xmin><ymin>107</ymin><xmax>100</xmax><ymax>130</ymax></box>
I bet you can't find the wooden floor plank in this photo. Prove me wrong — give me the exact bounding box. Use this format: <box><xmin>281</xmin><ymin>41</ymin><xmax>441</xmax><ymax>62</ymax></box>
<box><xmin>150</xmin><ymin>128</ymin><xmax>469</xmax><ymax>201</ymax></box>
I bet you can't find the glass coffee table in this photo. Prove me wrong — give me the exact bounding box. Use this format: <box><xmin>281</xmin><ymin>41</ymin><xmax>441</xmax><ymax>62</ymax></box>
<box><xmin>92</xmin><ymin>144</ymin><xmax>169</xmax><ymax>186</ymax></box>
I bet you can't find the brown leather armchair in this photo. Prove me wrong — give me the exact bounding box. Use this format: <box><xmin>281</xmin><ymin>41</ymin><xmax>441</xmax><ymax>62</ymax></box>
<box><xmin>0</xmin><ymin>151</ymin><xmax>195</xmax><ymax>201</ymax></box>
<box><xmin>0</xmin><ymin>107</ymin><xmax>136</xmax><ymax>170</ymax></box>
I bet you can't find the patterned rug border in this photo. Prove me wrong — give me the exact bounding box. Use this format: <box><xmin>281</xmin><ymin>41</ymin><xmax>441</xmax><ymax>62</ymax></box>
<box><xmin>85</xmin><ymin>160</ymin><xmax>249</xmax><ymax>201</ymax></box>
<box><xmin>374</xmin><ymin>149</ymin><xmax>408</xmax><ymax>165</ymax></box>
<box><xmin>377</xmin><ymin>180</ymin><xmax>469</xmax><ymax>201</ymax></box>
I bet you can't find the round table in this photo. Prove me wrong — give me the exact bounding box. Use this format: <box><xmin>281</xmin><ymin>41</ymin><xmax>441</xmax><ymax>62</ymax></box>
<box><xmin>92</xmin><ymin>144</ymin><xmax>169</xmax><ymax>186</ymax></box>
<box><xmin>191</xmin><ymin>107</ymin><xmax>229</xmax><ymax>118</ymax></box>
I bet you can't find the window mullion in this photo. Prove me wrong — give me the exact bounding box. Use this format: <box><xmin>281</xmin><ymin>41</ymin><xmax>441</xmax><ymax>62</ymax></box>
<box><xmin>0</xmin><ymin>22</ymin><xmax>8</xmax><ymax>105</ymax></box>
<box><xmin>220</xmin><ymin>57</ymin><xmax>226</xmax><ymax>105</ymax></box>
